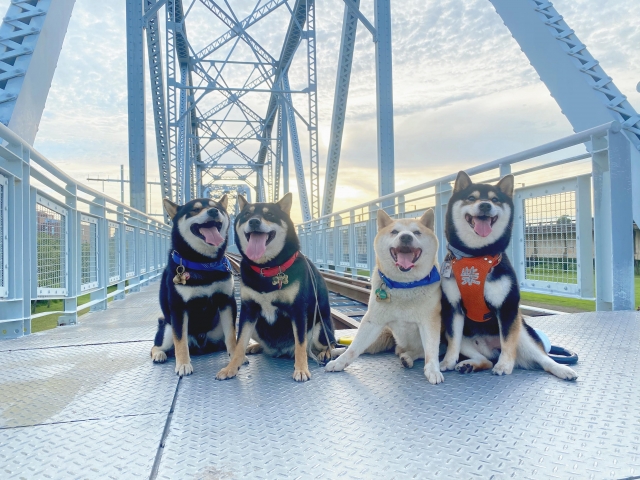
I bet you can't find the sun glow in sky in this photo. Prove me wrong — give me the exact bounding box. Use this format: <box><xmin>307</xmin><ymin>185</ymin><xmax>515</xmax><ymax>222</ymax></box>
<box><xmin>1</xmin><ymin>0</ymin><xmax>638</xmax><ymax>223</ymax></box>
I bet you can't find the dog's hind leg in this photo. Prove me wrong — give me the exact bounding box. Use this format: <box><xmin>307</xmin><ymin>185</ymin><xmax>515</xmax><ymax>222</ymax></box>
<box><xmin>173</xmin><ymin>313</ymin><xmax>193</xmax><ymax>377</ymax></box>
<box><xmin>455</xmin><ymin>337</ymin><xmax>493</xmax><ymax>374</ymax></box>
<box><xmin>151</xmin><ymin>318</ymin><xmax>173</xmax><ymax>363</ymax></box>
<box><xmin>325</xmin><ymin>315</ymin><xmax>383</xmax><ymax>372</ymax></box>
<box><xmin>516</xmin><ymin>329</ymin><xmax>578</xmax><ymax>381</ymax></box>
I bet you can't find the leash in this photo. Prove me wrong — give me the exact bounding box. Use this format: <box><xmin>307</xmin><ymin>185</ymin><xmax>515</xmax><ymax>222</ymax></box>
<box><xmin>301</xmin><ymin>253</ymin><xmax>334</xmax><ymax>366</ymax></box>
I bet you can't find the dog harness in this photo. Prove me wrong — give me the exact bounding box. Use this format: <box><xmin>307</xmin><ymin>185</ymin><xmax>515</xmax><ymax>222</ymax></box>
<box><xmin>449</xmin><ymin>252</ymin><xmax>501</xmax><ymax>322</ymax></box>
<box><xmin>250</xmin><ymin>251</ymin><xmax>299</xmax><ymax>289</ymax></box>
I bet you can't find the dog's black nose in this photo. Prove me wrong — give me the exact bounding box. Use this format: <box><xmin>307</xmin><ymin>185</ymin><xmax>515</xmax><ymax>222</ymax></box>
<box><xmin>248</xmin><ymin>218</ymin><xmax>261</xmax><ymax>229</ymax></box>
<box><xmin>207</xmin><ymin>208</ymin><xmax>219</xmax><ymax>218</ymax></box>
<box><xmin>400</xmin><ymin>233</ymin><xmax>413</xmax><ymax>244</ymax></box>
<box><xmin>478</xmin><ymin>202</ymin><xmax>492</xmax><ymax>214</ymax></box>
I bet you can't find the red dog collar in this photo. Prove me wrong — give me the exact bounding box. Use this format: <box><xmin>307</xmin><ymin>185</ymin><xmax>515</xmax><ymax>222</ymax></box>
<box><xmin>250</xmin><ymin>251</ymin><xmax>299</xmax><ymax>278</ymax></box>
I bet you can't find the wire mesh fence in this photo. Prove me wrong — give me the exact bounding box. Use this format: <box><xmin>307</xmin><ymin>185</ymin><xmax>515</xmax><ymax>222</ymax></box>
<box><xmin>147</xmin><ymin>231</ymin><xmax>155</xmax><ymax>272</ymax></box>
<box><xmin>108</xmin><ymin>222</ymin><xmax>120</xmax><ymax>283</ymax></box>
<box><xmin>339</xmin><ymin>226</ymin><xmax>349</xmax><ymax>266</ymax></box>
<box><xmin>326</xmin><ymin>228</ymin><xmax>334</xmax><ymax>265</ymax></box>
<box><xmin>523</xmin><ymin>190</ymin><xmax>578</xmax><ymax>285</ymax></box>
<box><xmin>354</xmin><ymin>223</ymin><xmax>368</xmax><ymax>267</ymax></box>
<box><xmin>80</xmin><ymin>217</ymin><xmax>98</xmax><ymax>290</ymax></box>
<box><xmin>139</xmin><ymin>230</ymin><xmax>147</xmax><ymax>274</ymax></box>
<box><xmin>315</xmin><ymin>231</ymin><xmax>323</xmax><ymax>263</ymax></box>
<box><xmin>36</xmin><ymin>199</ymin><xmax>66</xmax><ymax>296</ymax></box>
<box><xmin>125</xmin><ymin>226</ymin><xmax>136</xmax><ymax>278</ymax></box>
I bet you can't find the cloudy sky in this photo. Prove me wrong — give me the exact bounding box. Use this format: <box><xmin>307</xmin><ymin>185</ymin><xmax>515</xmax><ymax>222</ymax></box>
<box><xmin>3</xmin><ymin>0</ymin><xmax>639</xmax><ymax>222</ymax></box>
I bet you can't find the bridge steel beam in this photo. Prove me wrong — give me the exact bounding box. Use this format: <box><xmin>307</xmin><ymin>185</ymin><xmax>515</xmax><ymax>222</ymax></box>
<box><xmin>126</xmin><ymin>0</ymin><xmax>147</xmax><ymax>212</ymax></box>
<box><xmin>374</xmin><ymin>0</ymin><xmax>395</xmax><ymax>208</ymax></box>
<box><xmin>144</xmin><ymin>0</ymin><xmax>172</xmax><ymax>215</ymax></box>
<box><xmin>0</xmin><ymin>0</ymin><xmax>76</xmax><ymax>145</ymax></box>
<box><xmin>490</xmin><ymin>0</ymin><xmax>640</xmax><ymax>226</ymax></box>
<box><xmin>321</xmin><ymin>0</ymin><xmax>359</xmax><ymax>216</ymax></box>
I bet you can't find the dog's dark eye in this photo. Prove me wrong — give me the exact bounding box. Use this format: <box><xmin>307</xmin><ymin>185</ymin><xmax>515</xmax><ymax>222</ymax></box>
<box><xmin>413</xmin><ymin>231</ymin><xmax>421</xmax><ymax>236</ymax></box>
<box><xmin>491</xmin><ymin>197</ymin><xmax>499</xmax><ymax>203</ymax></box>
<box><xmin>467</xmin><ymin>195</ymin><xmax>476</xmax><ymax>201</ymax></box>
<box><xmin>390</xmin><ymin>230</ymin><xmax>398</xmax><ymax>235</ymax></box>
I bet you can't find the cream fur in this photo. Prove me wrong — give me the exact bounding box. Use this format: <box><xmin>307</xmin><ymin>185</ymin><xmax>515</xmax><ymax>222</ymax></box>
<box><xmin>326</xmin><ymin>211</ymin><xmax>444</xmax><ymax>384</ymax></box>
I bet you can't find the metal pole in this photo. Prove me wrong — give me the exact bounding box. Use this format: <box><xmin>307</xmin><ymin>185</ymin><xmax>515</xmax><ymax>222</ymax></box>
<box><xmin>120</xmin><ymin>165</ymin><xmax>125</xmax><ymax>203</ymax></box>
<box><xmin>374</xmin><ymin>0</ymin><xmax>395</xmax><ymax>209</ymax></box>
<box><xmin>126</xmin><ymin>0</ymin><xmax>147</xmax><ymax>212</ymax></box>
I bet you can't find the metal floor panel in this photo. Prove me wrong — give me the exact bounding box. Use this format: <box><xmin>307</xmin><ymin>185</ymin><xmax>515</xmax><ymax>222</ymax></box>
<box><xmin>1</xmin><ymin>279</ymin><xmax>639</xmax><ymax>479</ymax></box>
<box><xmin>0</xmin><ymin>414</ymin><xmax>167</xmax><ymax>479</ymax></box>
<box><xmin>156</xmin><ymin>311</ymin><xmax>640</xmax><ymax>480</ymax></box>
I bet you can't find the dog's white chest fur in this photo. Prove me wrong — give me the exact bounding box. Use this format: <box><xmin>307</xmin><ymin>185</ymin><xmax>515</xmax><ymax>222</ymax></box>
<box><xmin>174</xmin><ymin>276</ymin><xmax>233</xmax><ymax>302</ymax></box>
<box><xmin>241</xmin><ymin>281</ymin><xmax>300</xmax><ymax>323</ymax></box>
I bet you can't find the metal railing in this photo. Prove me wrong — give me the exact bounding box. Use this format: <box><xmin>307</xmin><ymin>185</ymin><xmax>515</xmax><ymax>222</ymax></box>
<box><xmin>298</xmin><ymin>122</ymin><xmax>636</xmax><ymax>311</ymax></box>
<box><xmin>0</xmin><ymin>124</ymin><xmax>171</xmax><ymax>339</ymax></box>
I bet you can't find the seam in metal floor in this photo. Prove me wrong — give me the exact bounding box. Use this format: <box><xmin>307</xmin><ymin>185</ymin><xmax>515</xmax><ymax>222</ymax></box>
<box><xmin>1</xmin><ymin>281</ymin><xmax>639</xmax><ymax>479</ymax></box>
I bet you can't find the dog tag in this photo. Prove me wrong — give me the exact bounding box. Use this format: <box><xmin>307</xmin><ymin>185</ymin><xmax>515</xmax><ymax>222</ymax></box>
<box><xmin>441</xmin><ymin>261</ymin><xmax>452</xmax><ymax>279</ymax></box>
<box><xmin>375</xmin><ymin>287</ymin><xmax>390</xmax><ymax>302</ymax></box>
<box><xmin>173</xmin><ymin>265</ymin><xmax>189</xmax><ymax>285</ymax></box>
<box><xmin>272</xmin><ymin>272</ymin><xmax>288</xmax><ymax>289</ymax></box>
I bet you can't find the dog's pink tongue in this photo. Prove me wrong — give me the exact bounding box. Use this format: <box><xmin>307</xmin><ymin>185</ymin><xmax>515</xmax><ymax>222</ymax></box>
<box><xmin>199</xmin><ymin>226</ymin><xmax>224</xmax><ymax>246</ymax></box>
<box><xmin>473</xmin><ymin>217</ymin><xmax>492</xmax><ymax>237</ymax></box>
<box><xmin>246</xmin><ymin>232</ymin><xmax>268</xmax><ymax>261</ymax></box>
<box><xmin>395</xmin><ymin>252</ymin><xmax>415</xmax><ymax>270</ymax></box>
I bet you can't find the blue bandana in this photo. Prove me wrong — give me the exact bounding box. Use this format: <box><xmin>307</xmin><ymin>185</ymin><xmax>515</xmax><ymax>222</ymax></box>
<box><xmin>378</xmin><ymin>265</ymin><xmax>440</xmax><ymax>289</ymax></box>
<box><xmin>171</xmin><ymin>250</ymin><xmax>232</xmax><ymax>273</ymax></box>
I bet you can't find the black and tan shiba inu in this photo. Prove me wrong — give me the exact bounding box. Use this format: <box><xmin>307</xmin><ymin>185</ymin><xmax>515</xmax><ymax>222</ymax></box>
<box><xmin>325</xmin><ymin>209</ymin><xmax>444</xmax><ymax>384</ymax></box>
<box><xmin>215</xmin><ymin>193</ymin><xmax>337</xmax><ymax>382</ymax></box>
<box><xmin>151</xmin><ymin>196</ymin><xmax>238</xmax><ymax>377</ymax></box>
<box><xmin>439</xmin><ymin>171</ymin><xmax>577</xmax><ymax>380</ymax></box>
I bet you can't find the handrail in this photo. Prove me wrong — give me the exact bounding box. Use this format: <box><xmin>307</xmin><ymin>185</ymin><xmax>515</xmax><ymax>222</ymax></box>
<box><xmin>299</xmin><ymin>121</ymin><xmax>619</xmax><ymax>226</ymax></box>
<box><xmin>0</xmin><ymin>122</ymin><xmax>165</xmax><ymax>226</ymax></box>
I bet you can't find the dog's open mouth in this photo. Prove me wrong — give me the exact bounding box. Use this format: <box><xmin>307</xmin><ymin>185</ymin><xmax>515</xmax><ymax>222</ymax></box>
<box><xmin>244</xmin><ymin>230</ymin><xmax>276</xmax><ymax>261</ymax></box>
<box><xmin>192</xmin><ymin>220</ymin><xmax>224</xmax><ymax>246</ymax></box>
<box><xmin>390</xmin><ymin>246</ymin><xmax>422</xmax><ymax>272</ymax></box>
<box><xmin>465</xmin><ymin>214</ymin><xmax>498</xmax><ymax>238</ymax></box>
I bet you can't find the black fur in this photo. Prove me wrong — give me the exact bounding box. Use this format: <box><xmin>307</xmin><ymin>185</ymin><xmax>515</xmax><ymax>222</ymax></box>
<box><xmin>235</xmin><ymin>200</ymin><xmax>336</xmax><ymax>357</ymax></box>
<box><xmin>442</xmin><ymin>173</ymin><xmax>544</xmax><ymax>354</ymax></box>
<box><xmin>154</xmin><ymin>198</ymin><xmax>236</xmax><ymax>356</ymax></box>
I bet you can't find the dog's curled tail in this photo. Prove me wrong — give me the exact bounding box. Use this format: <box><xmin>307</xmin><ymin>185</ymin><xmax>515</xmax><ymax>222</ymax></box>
<box><xmin>364</xmin><ymin>327</ymin><xmax>395</xmax><ymax>354</ymax></box>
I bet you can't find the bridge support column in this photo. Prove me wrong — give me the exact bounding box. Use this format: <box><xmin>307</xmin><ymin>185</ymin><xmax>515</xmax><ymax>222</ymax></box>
<box><xmin>374</xmin><ymin>0</ymin><xmax>395</xmax><ymax>210</ymax></box>
<box><xmin>592</xmin><ymin>126</ymin><xmax>635</xmax><ymax>311</ymax></box>
<box><xmin>126</xmin><ymin>0</ymin><xmax>147</xmax><ymax>212</ymax></box>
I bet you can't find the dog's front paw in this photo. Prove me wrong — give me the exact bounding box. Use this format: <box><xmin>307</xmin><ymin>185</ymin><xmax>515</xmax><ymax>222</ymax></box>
<box><xmin>424</xmin><ymin>363</ymin><xmax>444</xmax><ymax>384</ymax></box>
<box><xmin>151</xmin><ymin>347</ymin><xmax>167</xmax><ymax>363</ymax></box>
<box><xmin>216</xmin><ymin>365</ymin><xmax>239</xmax><ymax>380</ymax></box>
<box><xmin>439</xmin><ymin>357</ymin><xmax>458</xmax><ymax>372</ymax></box>
<box><xmin>175</xmin><ymin>362</ymin><xmax>193</xmax><ymax>377</ymax></box>
<box><xmin>242</xmin><ymin>356</ymin><xmax>250</xmax><ymax>365</ymax></box>
<box><xmin>245</xmin><ymin>343</ymin><xmax>263</xmax><ymax>355</ymax></box>
<box><xmin>293</xmin><ymin>367</ymin><xmax>311</xmax><ymax>382</ymax></box>
<box><xmin>492</xmin><ymin>360</ymin><xmax>514</xmax><ymax>376</ymax></box>
<box><xmin>325</xmin><ymin>358</ymin><xmax>346</xmax><ymax>372</ymax></box>
<box><xmin>316</xmin><ymin>348</ymin><xmax>332</xmax><ymax>365</ymax></box>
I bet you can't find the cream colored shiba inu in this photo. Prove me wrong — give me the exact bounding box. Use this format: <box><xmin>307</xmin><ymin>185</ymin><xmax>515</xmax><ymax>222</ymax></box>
<box><xmin>325</xmin><ymin>209</ymin><xmax>444</xmax><ymax>384</ymax></box>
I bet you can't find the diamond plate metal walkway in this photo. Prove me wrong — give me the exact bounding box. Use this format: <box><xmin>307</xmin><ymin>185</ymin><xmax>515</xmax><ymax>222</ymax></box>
<box><xmin>1</xmin><ymin>281</ymin><xmax>639</xmax><ymax>479</ymax></box>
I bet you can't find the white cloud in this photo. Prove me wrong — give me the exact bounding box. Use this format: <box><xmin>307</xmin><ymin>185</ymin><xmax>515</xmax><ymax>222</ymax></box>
<box><xmin>0</xmin><ymin>0</ymin><xmax>637</xmax><ymax>222</ymax></box>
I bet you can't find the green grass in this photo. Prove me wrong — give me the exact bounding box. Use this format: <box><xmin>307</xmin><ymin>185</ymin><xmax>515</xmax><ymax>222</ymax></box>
<box><xmin>521</xmin><ymin>275</ymin><xmax>640</xmax><ymax>312</ymax></box>
<box><xmin>31</xmin><ymin>285</ymin><xmax>119</xmax><ymax>333</ymax></box>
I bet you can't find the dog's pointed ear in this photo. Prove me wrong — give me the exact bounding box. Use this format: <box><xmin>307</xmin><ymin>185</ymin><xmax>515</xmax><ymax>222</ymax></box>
<box><xmin>163</xmin><ymin>198</ymin><xmax>178</xmax><ymax>220</ymax></box>
<box><xmin>377</xmin><ymin>209</ymin><xmax>393</xmax><ymax>230</ymax></box>
<box><xmin>420</xmin><ymin>208</ymin><xmax>435</xmax><ymax>231</ymax></box>
<box><xmin>496</xmin><ymin>174</ymin><xmax>515</xmax><ymax>198</ymax></box>
<box><xmin>237</xmin><ymin>194</ymin><xmax>248</xmax><ymax>211</ymax></box>
<box><xmin>277</xmin><ymin>192</ymin><xmax>293</xmax><ymax>215</ymax></box>
<box><xmin>453</xmin><ymin>171</ymin><xmax>472</xmax><ymax>193</ymax></box>
<box><xmin>217</xmin><ymin>194</ymin><xmax>228</xmax><ymax>211</ymax></box>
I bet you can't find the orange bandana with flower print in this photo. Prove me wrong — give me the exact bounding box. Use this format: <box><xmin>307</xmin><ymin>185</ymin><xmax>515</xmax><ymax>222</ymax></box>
<box><xmin>451</xmin><ymin>254</ymin><xmax>501</xmax><ymax>322</ymax></box>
